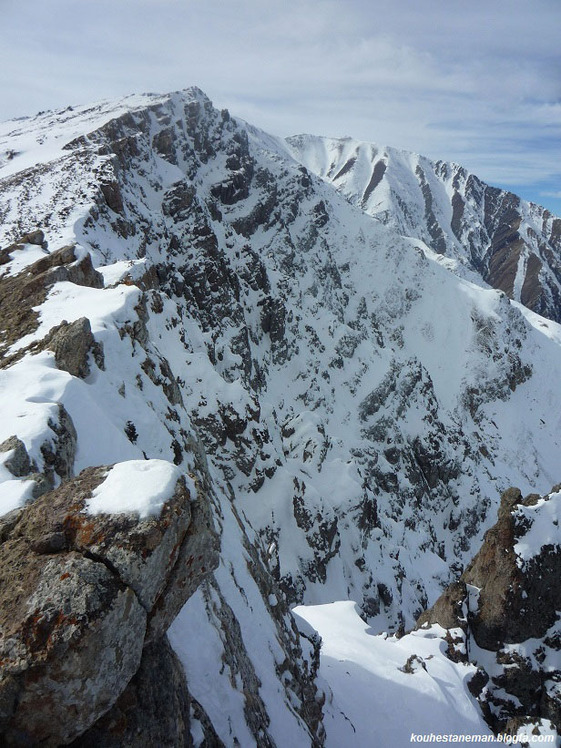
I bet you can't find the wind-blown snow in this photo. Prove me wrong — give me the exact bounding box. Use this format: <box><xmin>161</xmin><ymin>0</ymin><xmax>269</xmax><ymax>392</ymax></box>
<box><xmin>0</xmin><ymin>475</ymin><xmax>34</xmax><ymax>516</ymax></box>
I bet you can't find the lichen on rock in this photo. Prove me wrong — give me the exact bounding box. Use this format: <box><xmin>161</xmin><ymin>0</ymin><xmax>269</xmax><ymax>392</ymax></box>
<box><xmin>0</xmin><ymin>462</ymin><xmax>218</xmax><ymax>746</ymax></box>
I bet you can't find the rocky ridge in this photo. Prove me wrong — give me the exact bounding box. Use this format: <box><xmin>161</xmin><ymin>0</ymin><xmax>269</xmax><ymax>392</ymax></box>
<box><xmin>0</xmin><ymin>87</ymin><xmax>560</xmax><ymax>742</ymax></box>
<box><xmin>0</xmin><ymin>462</ymin><xmax>219</xmax><ymax>746</ymax></box>
<box><xmin>288</xmin><ymin>134</ymin><xmax>561</xmax><ymax>324</ymax></box>
<box><xmin>417</xmin><ymin>484</ymin><xmax>561</xmax><ymax>737</ymax></box>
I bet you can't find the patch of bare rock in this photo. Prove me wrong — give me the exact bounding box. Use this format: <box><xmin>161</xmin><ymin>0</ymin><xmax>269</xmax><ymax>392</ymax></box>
<box><xmin>417</xmin><ymin>485</ymin><xmax>561</xmax><ymax>737</ymax></box>
<box><xmin>0</xmin><ymin>463</ymin><xmax>219</xmax><ymax>746</ymax></box>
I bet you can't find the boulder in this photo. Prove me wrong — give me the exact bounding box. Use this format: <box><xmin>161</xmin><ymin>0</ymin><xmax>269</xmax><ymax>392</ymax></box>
<box><xmin>18</xmin><ymin>229</ymin><xmax>45</xmax><ymax>247</ymax></box>
<box><xmin>47</xmin><ymin>316</ymin><xmax>105</xmax><ymax>379</ymax></box>
<box><xmin>0</xmin><ymin>550</ymin><xmax>146</xmax><ymax>745</ymax></box>
<box><xmin>0</xmin><ymin>462</ymin><xmax>218</xmax><ymax>745</ymax></box>
<box><xmin>0</xmin><ymin>436</ymin><xmax>33</xmax><ymax>478</ymax></box>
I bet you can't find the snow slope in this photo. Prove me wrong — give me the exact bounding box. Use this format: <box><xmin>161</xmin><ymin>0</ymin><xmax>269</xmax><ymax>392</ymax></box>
<box><xmin>287</xmin><ymin>134</ymin><xmax>561</xmax><ymax>324</ymax></box>
<box><xmin>294</xmin><ymin>602</ymin><xmax>491</xmax><ymax>745</ymax></box>
<box><xmin>1</xmin><ymin>87</ymin><xmax>561</xmax><ymax>744</ymax></box>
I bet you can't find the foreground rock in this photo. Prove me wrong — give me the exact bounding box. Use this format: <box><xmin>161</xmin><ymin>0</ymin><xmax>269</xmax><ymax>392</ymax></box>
<box><xmin>0</xmin><ymin>462</ymin><xmax>218</xmax><ymax>746</ymax></box>
<box><xmin>417</xmin><ymin>485</ymin><xmax>561</xmax><ymax>736</ymax></box>
<box><xmin>71</xmin><ymin>637</ymin><xmax>224</xmax><ymax>748</ymax></box>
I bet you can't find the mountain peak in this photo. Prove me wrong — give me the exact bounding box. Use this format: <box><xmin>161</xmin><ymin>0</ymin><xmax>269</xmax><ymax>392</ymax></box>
<box><xmin>0</xmin><ymin>87</ymin><xmax>560</xmax><ymax>743</ymax></box>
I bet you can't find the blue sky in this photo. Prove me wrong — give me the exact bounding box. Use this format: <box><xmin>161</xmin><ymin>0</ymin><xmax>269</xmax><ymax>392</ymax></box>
<box><xmin>2</xmin><ymin>0</ymin><xmax>560</xmax><ymax>215</ymax></box>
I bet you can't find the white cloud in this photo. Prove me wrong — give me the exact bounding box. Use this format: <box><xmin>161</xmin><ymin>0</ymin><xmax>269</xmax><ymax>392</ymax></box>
<box><xmin>0</xmin><ymin>0</ymin><xmax>560</xmax><ymax>210</ymax></box>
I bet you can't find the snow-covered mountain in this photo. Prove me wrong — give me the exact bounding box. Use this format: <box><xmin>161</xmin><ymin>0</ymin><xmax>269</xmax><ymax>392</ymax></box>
<box><xmin>288</xmin><ymin>134</ymin><xmax>561</xmax><ymax>323</ymax></box>
<box><xmin>0</xmin><ymin>88</ymin><xmax>560</xmax><ymax>744</ymax></box>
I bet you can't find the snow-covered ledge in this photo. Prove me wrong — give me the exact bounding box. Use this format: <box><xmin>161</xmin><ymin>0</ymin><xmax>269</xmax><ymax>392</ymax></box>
<box><xmin>85</xmin><ymin>459</ymin><xmax>192</xmax><ymax>518</ymax></box>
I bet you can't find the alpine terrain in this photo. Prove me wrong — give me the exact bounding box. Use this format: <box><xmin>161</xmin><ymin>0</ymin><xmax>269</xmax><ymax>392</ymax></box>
<box><xmin>0</xmin><ymin>87</ymin><xmax>559</xmax><ymax>746</ymax></box>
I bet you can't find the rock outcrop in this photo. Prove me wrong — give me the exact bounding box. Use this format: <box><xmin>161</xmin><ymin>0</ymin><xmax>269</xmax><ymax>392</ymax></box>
<box><xmin>71</xmin><ymin>637</ymin><xmax>224</xmax><ymax>748</ymax></box>
<box><xmin>48</xmin><ymin>317</ymin><xmax>105</xmax><ymax>379</ymax></box>
<box><xmin>0</xmin><ymin>243</ymin><xmax>103</xmax><ymax>368</ymax></box>
<box><xmin>0</xmin><ymin>462</ymin><xmax>218</xmax><ymax>746</ymax></box>
<box><xmin>417</xmin><ymin>485</ymin><xmax>561</xmax><ymax>735</ymax></box>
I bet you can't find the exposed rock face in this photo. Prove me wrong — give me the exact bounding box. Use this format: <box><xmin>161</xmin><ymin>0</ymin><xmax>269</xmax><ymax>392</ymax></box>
<box><xmin>0</xmin><ymin>410</ymin><xmax>78</xmax><ymax>503</ymax></box>
<box><xmin>40</xmin><ymin>403</ymin><xmax>78</xmax><ymax>485</ymax></box>
<box><xmin>72</xmin><ymin>638</ymin><xmax>224</xmax><ymax>748</ymax></box>
<box><xmin>417</xmin><ymin>485</ymin><xmax>561</xmax><ymax>734</ymax></box>
<box><xmin>0</xmin><ymin>463</ymin><xmax>218</xmax><ymax>746</ymax></box>
<box><xmin>416</xmin><ymin>579</ymin><xmax>467</xmax><ymax>632</ymax></box>
<box><xmin>0</xmin><ymin>244</ymin><xmax>103</xmax><ymax>368</ymax></box>
<box><xmin>48</xmin><ymin>316</ymin><xmax>105</xmax><ymax>378</ymax></box>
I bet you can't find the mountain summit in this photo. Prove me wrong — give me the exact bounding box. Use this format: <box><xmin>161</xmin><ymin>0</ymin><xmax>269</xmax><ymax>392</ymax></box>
<box><xmin>0</xmin><ymin>88</ymin><xmax>559</xmax><ymax>744</ymax></box>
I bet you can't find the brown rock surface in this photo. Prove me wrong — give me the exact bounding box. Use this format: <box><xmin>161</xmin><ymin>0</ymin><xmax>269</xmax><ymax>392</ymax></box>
<box><xmin>416</xmin><ymin>485</ymin><xmax>561</xmax><ymax>733</ymax></box>
<box><xmin>0</xmin><ymin>244</ymin><xmax>103</xmax><ymax>368</ymax></box>
<box><xmin>0</xmin><ymin>462</ymin><xmax>218</xmax><ymax>746</ymax></box>
<box><xmin>71</xmin><ymin>637</ymin><xmax>225</xmax><ymax>748</ymax></box>
<box><xmin>47</xmin><ymin>316</ymin><xmax>105</xmax><ymax>378</ymax></box>
<box><xmin>0</xmin><ymin>436</ymin><xmax>33</xmax><ymax>478</ymax></box>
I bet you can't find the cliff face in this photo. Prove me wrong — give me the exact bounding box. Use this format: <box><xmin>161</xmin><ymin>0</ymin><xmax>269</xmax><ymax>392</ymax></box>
<box><xmin>1</xmin><ymin>88</ymin><xmax>561</xmax><ymax>743</ymax></box>
<box><xmin>417</xmin><ymin>485</ymin><xmax>561</xmax><ymax>736</ymax></box>
<box><xmin>0</xmin><ymin>217</ymin><xmax>326</xmax><ymax>745</ymax></box>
